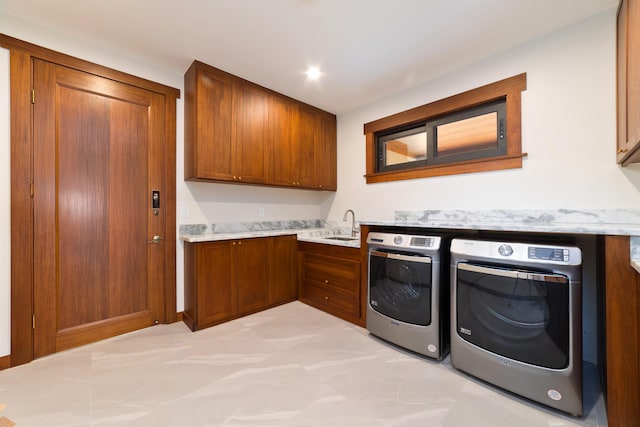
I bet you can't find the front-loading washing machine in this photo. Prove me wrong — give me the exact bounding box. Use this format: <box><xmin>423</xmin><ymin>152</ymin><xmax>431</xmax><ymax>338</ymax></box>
<box><xmin>450</xmin><ymin>238</ymin><xmax>583</xmax><ymax>416</ymax></box>
<box><xmin>367</xmin><ymin>231</ymin><xmax>450</xmax><ymax>360</ymax></box>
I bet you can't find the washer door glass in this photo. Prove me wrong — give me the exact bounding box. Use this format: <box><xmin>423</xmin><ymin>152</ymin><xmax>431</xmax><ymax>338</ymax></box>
<box><xmin>456</xmin><ymin>262</ymin><xmax>570</xmax><ymax>369</ymax></box>
<box><xmin>369</xmin><ymin>250</ymin><xmax>432</xmax><ymax>326</ymax></box>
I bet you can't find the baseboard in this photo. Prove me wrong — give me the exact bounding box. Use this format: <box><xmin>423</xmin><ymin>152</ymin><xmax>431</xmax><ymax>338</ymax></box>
<box><xmin>0</xmin><ymin>354</ymin><xmax>10</xmax><ymax>370</ymax></box>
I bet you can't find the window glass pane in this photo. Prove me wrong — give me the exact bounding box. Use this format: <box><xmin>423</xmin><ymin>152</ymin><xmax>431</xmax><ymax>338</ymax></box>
<box><xmin>436</xmin><ymin>112</ymin><xmax>498</xmax><ymax>157</ymax></box>
<box><xmin>384</xmin><ymin>130</ymin><xmax>427</xmax><ymax>166</ymax></box>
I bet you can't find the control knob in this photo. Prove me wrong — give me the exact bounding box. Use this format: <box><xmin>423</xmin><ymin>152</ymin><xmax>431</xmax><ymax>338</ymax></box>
<box><xmin>498</xmin><ymin>244</ymin><xmax>513</xmax><ymax>256</ymax></box>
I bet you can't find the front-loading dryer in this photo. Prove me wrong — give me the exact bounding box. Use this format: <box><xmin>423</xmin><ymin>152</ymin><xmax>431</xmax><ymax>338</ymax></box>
<box><xmin>450</xmin><ymin>238</ymin><xmax>582</xmax><ymax>416</ymax></box>
<box><xmin>367</xmin><ymin>231</ymin><xmax>449</xmax><ymax>360</ymax></box>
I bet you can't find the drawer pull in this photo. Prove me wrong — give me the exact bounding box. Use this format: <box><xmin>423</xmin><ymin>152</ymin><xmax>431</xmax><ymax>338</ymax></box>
<box><xmin>325</xmin><ymin>296</ymin><xmax>329</xmax><ymax>300</ymax></box>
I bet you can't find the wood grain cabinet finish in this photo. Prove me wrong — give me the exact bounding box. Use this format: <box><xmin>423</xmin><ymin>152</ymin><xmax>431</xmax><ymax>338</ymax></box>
<box><xmin>604</xmin><ymin>235</ymin><xmax>640</xmax><ymax>426</ymax></box>
<box><xmin>185</xmin><ymin>60</ymin><xmax>336</xmax><ymax>190</ymax></box>
<box><xmin>184</xmin><ymin>63</ymin><xmax>269</xmax><ymax>183</ymax></box>
<box><xmin>298</xmin><ymin>242</ymin><xmax>362</xmax><ymax>325</ymax></box>
<box><xmin>617</xmin><ymin>0</ymin><xmax>640</xmax><ymax>165</ymax></box>
<box><xmin>183</xmin><ymin>235</ymin><xmax>297</xmax><ymax>331</ymax></box>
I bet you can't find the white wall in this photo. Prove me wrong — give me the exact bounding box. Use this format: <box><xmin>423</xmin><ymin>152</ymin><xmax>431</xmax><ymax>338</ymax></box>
<box><xmin>328</xmin><ymin>11</ymin><xmax>640</xmax><ymax>224</ymax></box>
<box><xmin>327</xmin><ymin>11</ymin><xmax>628</xmax><ymax>365</ymax></box>
<box><xmin>1</xmin><ymin>9</ymin><xmax>637</xmax><ymax>360</ymax></box>
<box><xmin>1</xmin><ymin>47</ymin><xmax>10</xmax><ymax>357</ymax></box>
<box><xmin>0</xmin><ymin>14</ymin><xmax>336</xmax><ymax>353</ymax></box>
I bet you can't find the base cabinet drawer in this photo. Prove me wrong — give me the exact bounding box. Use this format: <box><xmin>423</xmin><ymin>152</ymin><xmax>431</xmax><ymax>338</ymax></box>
<box><xmin>300</xmin><ymin>282</ymin><xmax>359</xmax><ymax>319</ymax></box>
<box><xmin>298</xmin><ymin>241</ymin><xmax>362</xmax><ymax>325</ymax></box>
<box><xmin>302</xmin><ymin>253</ymin><xmax>359</xmax><ymax>296</ymax></box>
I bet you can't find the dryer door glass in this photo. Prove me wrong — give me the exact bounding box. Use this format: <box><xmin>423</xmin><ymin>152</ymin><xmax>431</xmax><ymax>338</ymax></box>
<box><xmin>456</xmin><ymin>263</ymin><xmax>570</xmax><ymax>369</ymax></box>
<box><xmin>368</xmin><ymin>250</ymin><xmax>432</xmax><ymax>326</ymax></box>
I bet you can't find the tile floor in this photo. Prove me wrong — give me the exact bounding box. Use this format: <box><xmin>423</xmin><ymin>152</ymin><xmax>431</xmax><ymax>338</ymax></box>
<box><xmin>0</xmin><ymin>302</ymin><xmax>607</xmax><ymax>426</ymax></box>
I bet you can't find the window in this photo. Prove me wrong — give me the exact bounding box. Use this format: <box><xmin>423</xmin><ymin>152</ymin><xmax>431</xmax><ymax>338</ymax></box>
<box><xmin>364</xmin><ymin>74</ymin><xmax>527</xmax><ymax>183</ymax></box>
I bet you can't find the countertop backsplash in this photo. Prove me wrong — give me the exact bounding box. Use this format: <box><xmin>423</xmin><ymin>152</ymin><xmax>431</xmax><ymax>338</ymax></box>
<box><xmin>180</xmin><ymin>219</ymin><xmax>331</xmax><ymax>236</ymax></box>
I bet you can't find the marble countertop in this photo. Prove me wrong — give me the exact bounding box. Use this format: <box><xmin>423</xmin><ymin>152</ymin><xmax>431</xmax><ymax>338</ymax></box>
<box><xmin>387</xmin><ymin>209</ymin><xmax>640</xmax><ymax>273</ymax></box>
<box><xmin>392</xmin><ymin>209</ymin><xmax>640</xmax><ymax>236</ymax></box>
<box><xmin>180</xmin><ymin>220</ymin><xmax>360</xmax><ymax>248</ymax></box>
<box><xmin>179</xmin><ymin>210</ymin><xmax>640</xmax><ymax>273</ymax></box>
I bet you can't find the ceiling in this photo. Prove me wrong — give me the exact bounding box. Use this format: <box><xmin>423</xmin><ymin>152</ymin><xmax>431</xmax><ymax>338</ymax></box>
<box><xmin>0</xmin><ymin>0</ymin><xmax>618</xmax><ymax>114</ymax></box>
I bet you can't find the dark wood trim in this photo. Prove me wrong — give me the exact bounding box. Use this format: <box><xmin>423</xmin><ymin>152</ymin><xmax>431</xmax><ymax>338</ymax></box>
<box><xmin>9</xmin><ymin>48</ymin><xmax>34</xmax><ymax>367</ymax></box>
<box><xmin>0</xmin><ymin>34</ymin><xmax>179</xmax><ymax>98</ymax></box>
<box><xmin>358</xmin><ymin>225</ymin><xmax>371</xmax><ymax>328</ymax></box>
<box><xmin>164</xmin><ymin>92</ymin><xmax>178</xmax><ymax>324</ymax></box>
<box><xmin>365</xmin><ymin>154</ymin><xmax>526</xmax><ymax>184</ymax></box>
<box><xmin>3</xmin><ymin>35</ymin><xmax>180</xmax><ymax>366</ymax></box>
<box><xmin>604</xmin><ymin>235</ymin><xmax>640</xmax><ymax>426</ymax></box>
<box><xmin>0</xmin><ymin>354</ymin><xmax>10</xmax><ymax>370</ymax></box>
<box><xmin>363</xmin><ymin>73</ymin><xmax>526</xmax><ymax>182</ymax></box>
<box><xmin>364</xmin><ymin>73</ymin><xmax>527</xmax><ymax>134</ymax></box>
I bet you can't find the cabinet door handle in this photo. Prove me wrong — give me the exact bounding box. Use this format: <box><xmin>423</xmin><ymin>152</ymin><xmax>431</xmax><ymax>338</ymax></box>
<box><xmin>324</xmin><ymin>296</ymin><xmax>329</xmax><ymax>300</ymax></box>
<box><xmin>324</xmin><ymin>279</ymin><xmax>329</xmax><ymax>284</ymax></box>
<box><xmin>618</xmin><ymin>148</ymin><xmax>629</xmax><ymax>154</ymax></box>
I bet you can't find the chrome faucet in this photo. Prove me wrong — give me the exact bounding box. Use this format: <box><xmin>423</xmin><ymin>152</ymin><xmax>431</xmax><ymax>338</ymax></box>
<box><xmin>343</xmin><ymin>209</ymin><xmax>358</xmax><ymax>237</ymax></box>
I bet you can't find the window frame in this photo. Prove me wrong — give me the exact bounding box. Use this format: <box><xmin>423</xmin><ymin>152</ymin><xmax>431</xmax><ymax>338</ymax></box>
<box><xmin>363</xmin><ymin>73</ymin><xmax>527</xmax><ymax>183</ymax></box>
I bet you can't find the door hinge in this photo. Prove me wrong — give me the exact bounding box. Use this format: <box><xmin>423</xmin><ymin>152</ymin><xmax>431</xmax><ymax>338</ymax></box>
<box><xmin>31</xmin><ymin>89</ymin><xmax>35</xmax><ymax>104</ymax></box>
<box><xmin>32</xmin><ymin>315</ymin><xmax>36</xmax><ymax>329</ymax></box>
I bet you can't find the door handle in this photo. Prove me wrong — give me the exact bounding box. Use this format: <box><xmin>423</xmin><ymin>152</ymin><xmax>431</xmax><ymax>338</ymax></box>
<box><xmin>147</xmin><ymin>235</ymin><xmax>165</xmax><ymax>243</ymax></box>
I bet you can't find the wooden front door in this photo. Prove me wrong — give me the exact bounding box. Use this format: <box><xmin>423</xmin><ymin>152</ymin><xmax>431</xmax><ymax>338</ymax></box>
<box><xmin>32</xmin><ymin>59</ymin><xmax>167</xmax><ymax>357</ymax></box>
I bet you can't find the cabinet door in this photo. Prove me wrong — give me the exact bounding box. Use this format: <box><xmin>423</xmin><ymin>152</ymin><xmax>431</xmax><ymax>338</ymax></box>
<box><xmin>617</xmin><ymin>0</ymin><xmax>640</xmax><ymax>164</ymax></box>
<box><xmin>314</xmin><ymin>113</ymin><xmax>337</xmax><ymax>190</ymax></box>
<box><xmin>196</xmin><ymin>241</ymin><xmax>234</xmax><ymax>326</ymax></box>
<box><xmin>270</xmin><ymin>235</ymin><xmax>297</xmax><ymax>304</ymax></box>
<box><xmin>269</xmin><ymin>96</ymin><xmax>295</xmax><ymax>187</ymax></box>
<box><xmin>236</xmin><ymin>83</ymin><xmax>269</xmax><ymax>183</ymax></box>
<box><xmin>194</xmin><ymin>68</ymin><xmax>235</xmax><ymax>180</ymax></box>
<box><xmin>234</xmin><ymin>238</ymin><xmax>271</xmax><ymax>315</ymax></box>
<box><xmin>292</xmin><ymin>105</ymin><xmax>317</xmax><ymax>188</ymax></box>
<box><xmin>604</xmin><ymin>236</ymin><xmax>640</xmax><ymax>425</ymax></box>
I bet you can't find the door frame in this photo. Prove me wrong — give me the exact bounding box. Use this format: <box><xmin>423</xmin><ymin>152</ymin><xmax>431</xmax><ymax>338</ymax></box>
<box><xmin>0</xmin><ymin>34</ymin><xmax>180</xmax><ymax>367</ymax></box>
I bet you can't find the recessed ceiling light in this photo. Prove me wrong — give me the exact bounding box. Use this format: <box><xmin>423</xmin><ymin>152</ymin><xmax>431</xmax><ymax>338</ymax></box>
<box><xmin>306</xmin><ymin>67</ymin><xmax>321</xmax><ymax>80</ymax></box>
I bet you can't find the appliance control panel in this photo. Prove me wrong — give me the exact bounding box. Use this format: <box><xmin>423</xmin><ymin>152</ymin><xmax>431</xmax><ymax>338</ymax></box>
<box><xmin>450</xmin><ymin>239</ymin><xmax>582</xmax><ymax>266</ymax></box>
<box><xmin>527</xmin><ymin>246</ymin><xmax>569</xmax><ymax>262</ymax></box>
<box><xmin>367</xmin><ymin>232</ymin><xmax>441</xmax><ymax>251</ymax></box>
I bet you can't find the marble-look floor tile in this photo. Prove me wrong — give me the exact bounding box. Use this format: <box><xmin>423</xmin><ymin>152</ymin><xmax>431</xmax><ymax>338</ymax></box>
<box><xmin>0</xmin><ymin>302</ymin><xmax>607</xmax><ymax>426</ymax></box>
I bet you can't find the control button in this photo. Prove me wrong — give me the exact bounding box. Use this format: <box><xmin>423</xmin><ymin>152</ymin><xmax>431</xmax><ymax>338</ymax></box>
<box><xmin>393</xmin><ymin>235</ymin><xmax>403</xmax><ymax>245</ymax></box>
<box><xmin>498</xmin><ymin>244</ymin><xmax>513</xmax><ymax>256</ymax></box>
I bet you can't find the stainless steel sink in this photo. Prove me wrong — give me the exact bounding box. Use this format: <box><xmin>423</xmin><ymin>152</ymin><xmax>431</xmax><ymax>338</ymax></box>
<box><xmin>325</xmin><ymin>236</ymin><xmax>358</xmax><ymax>241</ymax></box>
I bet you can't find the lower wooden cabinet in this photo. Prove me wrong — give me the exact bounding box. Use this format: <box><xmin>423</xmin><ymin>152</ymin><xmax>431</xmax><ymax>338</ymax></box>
<box><xmin>298</xmin><ymin>241</ymin><xmax>362</xmax><ymax>326</ymax></box>
<box><xmin>183</xmin><ymin>235</ymin><xmax>297</xmax><ymax>331</ymax></box>
<box><xmin>604</xmin><ymin>235</ymin><xmax>640</xmax><ymax>426</ymax></box>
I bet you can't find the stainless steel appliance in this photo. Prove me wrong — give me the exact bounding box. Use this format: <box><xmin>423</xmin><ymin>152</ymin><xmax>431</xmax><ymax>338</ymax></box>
<box><xmin>450</xmin><ymin>238</ymin><xmax>582</xmax><ymax>416</ymax></box>
<box><xmin>367</xmin><ymin>231</ymin><xmax>449</xmax><ymax>360</ymax></box>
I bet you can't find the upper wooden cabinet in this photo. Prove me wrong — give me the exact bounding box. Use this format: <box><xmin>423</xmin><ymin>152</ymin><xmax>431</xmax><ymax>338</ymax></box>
<box><xmin>185</xmin><ymin>60</ymin><xmax>336</xmax><ymax>190</ymax></box>
<box><xmin>617</xmin><ymin>0</ymin><xmax>640</xmax><ymax>165</ymax></box>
